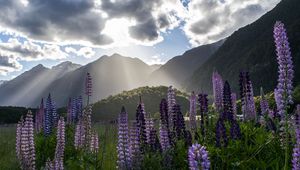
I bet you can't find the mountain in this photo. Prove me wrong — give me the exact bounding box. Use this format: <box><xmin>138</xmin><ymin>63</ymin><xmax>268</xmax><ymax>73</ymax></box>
<box><xmin>92</xmin><ymin>86</ymin><xmax>189</xmax><ymax>122</ymax></box>
<box><xmin>0</xmin><ymin>62</ymin><xmax>81</xmax><ymax>107</ymax></box>
<box><xmin>42</xmin><ymin>53</ymin><xmax>157</xmax><ymax>107</ymax></box>
<box><xmin>149</xmin><ymin>39</ymin><xmax>224</xmax><ymax>88</ymax></box>
<box><xmin>186</xmin><ymin>0</ymin><xmax>300</xmax><ymax>95</ymax></box>
<box><xmin>0</xmin><ymin>80</ymin><xmax>7</xmax><ymax>86</ymax></box>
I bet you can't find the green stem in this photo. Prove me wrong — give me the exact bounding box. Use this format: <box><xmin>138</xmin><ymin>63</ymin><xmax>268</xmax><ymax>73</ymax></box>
<box><xmin>284</xmin><ymin>109</ymin><xmax>289</xmax><ymax>170</ymax></box>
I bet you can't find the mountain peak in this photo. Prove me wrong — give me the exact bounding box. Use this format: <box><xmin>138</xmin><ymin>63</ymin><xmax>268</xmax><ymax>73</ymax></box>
<box><xmin>31</xmin><ymin>64</ymin><xmax>47</xmax><ymax>71</ymax></box>
<box><xmin>52</xmin><ymin>61</ymin><xmax>81</xmax><ymax>70</ymax></box>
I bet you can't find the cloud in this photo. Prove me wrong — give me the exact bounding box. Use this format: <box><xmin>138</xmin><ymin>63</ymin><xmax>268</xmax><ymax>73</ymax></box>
<box><xmin>183</xmin><ymin>0</ymin><xmax>281</xmax><ymax>46</ymax></box>
<box><xmin>0</xmin><ymin>0</ymin><xmax>112</xmax><ymax>46</ymax></box>
<box><xmin>65</xmin><ymin>47</ymin><xmax>95</xmax><ymax>58</ymax></box>
<box><xmin>0</xmin><ymin>55</ymin><xmax>22</xmax><ymax>75</ymax></box>
<box><xmin>0</xmin><ymin>38</ymin><xmax>68</xmax><ymax>61</ymax></box>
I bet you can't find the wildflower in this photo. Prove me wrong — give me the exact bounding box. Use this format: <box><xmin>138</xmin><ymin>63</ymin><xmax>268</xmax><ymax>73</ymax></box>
<box><xmin>188</xmin><ymin>143</ymin><xmax>210</xmax><ymax>170</ymax></box>
<box><xmin>189</xmin><ymin>91</ymin><xmax>197</xmax><ymax>131</ymax></box>
<box><xmin>212</xmin><ymin>71</ymin><xmax>224</xmax><ymax>112</ymax></box>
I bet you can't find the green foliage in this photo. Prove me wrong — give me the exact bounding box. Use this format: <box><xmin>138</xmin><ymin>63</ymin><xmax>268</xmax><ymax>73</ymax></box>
<box><xmin>92</xmin><ymin>86</ymin><xmax>189</xmax><ymax>121</ymax></box>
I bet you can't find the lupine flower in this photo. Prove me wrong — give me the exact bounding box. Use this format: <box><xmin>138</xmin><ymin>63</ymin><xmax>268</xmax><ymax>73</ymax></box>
<box><xmin>129</xmin><ymin>121</ymin><xmax>141</xmax><ymax>168</ymax></box>
<box><xmin>54</xmin><ymin>117</ymin><xmax>65</xmax><ymax>170</ymax></box>
<box><xmin>215</xmin><ymin>118</ymin><xmax>228</xmax><ymax>147</ymax></box>
<box><xmin>45</xmin><ymin>158</ymin><xmax>54</xmax><ymax>170</ymax></box>
<box><xmin>230</xmin><ymin>120</ymin><xmax>242</xmax><ymax>140</ymax></box>
<box><xmin>223</xmin><ymin>81</ymin><xmax>233</xmax><ymax>121</ymax></box>
<box><xmin>292</xmin><ymin>105</ymin><xmax>300</xmax><ymax>170</ymax></box>
<box><xmin>149</xmin><ymin>128</ymin><xmax>161</xmax><ymax>151</ymax></box>
<box><xmin>74</xmin><ymin>119</ymin><xmax>86</xmax><ymax>150</ymax></box>
<box><xmin>188</xmin><ymin>143</ymin><xmax>210</xmax><ymax>170</ymax></box>
<box><xmin>90</xmin><ymin>131</ymin><xmax>99</xmax><ymax>154</ymax></box>
<box><xmin>173</xmin><ymin>104</ymin><xmax>186</xmax><ymax>140</ymax></box>
<box><xmin>167</xmin><ymin>86</ymin><xmax>176</xmax><ymax>129</ymax></box>
<box><xmin>212</xmin><ymin>71</ymin><xmax>223</xmax><ymax>112</ymax></box>
<box><xmin>136</xmin><ymin>104</ymin><xmax>147</xmax><ymax>146</ymax></box>
<box><xmin>17</xmin><ymin>111</ymin><xmax>36</xmax><ymax>170</ymax></box>
<box><xmin>189</xmin><ymin>91</ymin><xmax>197</xmax><ymax>131</ymax></box>
<box><xmin>198</xmin><ymin>93</ymin><xmax>208</xmax><ymax>135</ymax></box>
<box><xmin>52</xmin><ymin>102</ymin><xmax>58</xmax><ymax>127</ymax></box>
<box><xmin>67</xmin><ymin>98</ymin><xmax>72</xmax><ymax>124</ymax></box>
<box><xmin>85</xmin><ymin>72</ymin><xmax>92</xmax><ymax>105</ymax></box>
<box><xmin>246</xmin><ymin>82</ymin><xmax>256</xmax><ymax>121</ymax></box>
<box><xmin>231</xmin><ymin>93</ymin><xmax>237</xmax><ymax>118</ymax></box>
<box><xmin>274</xmin><ymin>21</ymin><xmax>294</xmax><ymax>113</ymax></box>
<box><xmin>77</xmin><ymin>96</ymin><xmax>83</xmax><ymax>118</ymax></box>
<box><xmin>117</xmin><ymin>107</ymin><xmax>131</xmax><ymax>169</ymax></box>
<box><xmin>35</xmin><ymin>98</ymin><xmax>44</xmax><ymax>133</ymax></box>
<box><xmin>72</xmin><ymin>98</ymin><xmax>78</xmax><ymax>123</ymax></box>
<box><xmin>159</xmin><ymin>121</ymin><xmax>170</xmax><ymax>152</ymax></box>
<box><xmin>44</xmin><ymin>94</ymin><xmax>53</xmax><ymax>136</ymax></box>
<box><xmin>145</xmin><ymin>118</ymin><xmax>154</xmax><ymax>145</ymax></box>
<box><xmin>160</xmin><ymin>99</ymin><xmax>169</xmax><ymax>131</ymax></box>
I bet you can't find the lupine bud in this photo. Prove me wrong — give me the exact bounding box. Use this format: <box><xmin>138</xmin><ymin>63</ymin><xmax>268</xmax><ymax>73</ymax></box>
<box><xmin>212</xmin><ymin>71</ymin><xmax>224</xmax><ymax>112</ymax></box>
<box><xmin>188</xmin><ymin>143</ymin><xmax>210</xmax><ymax>170</ymax></box>
<box><xmin>117</xmin><ymin>107</ymin><xmax>131</xmax><ymax>169</ymax></box>
<box><xmin>189</xmin><ymin>91</ymin><xmax>197</xmax><ymax>131</ymax></box>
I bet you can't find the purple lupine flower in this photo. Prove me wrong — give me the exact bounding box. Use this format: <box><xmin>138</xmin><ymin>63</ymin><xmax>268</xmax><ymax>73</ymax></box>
<box><xmin>198</xmin><ymin>93</ymin><xmax>208</xmax><ymax>135</ymax></box>
<box><xmin>17</xmin><ymin>111</ymin><xmax>36</xmax><ymax>170</ymax></box>
<box><xmin>129</xmin><ymin>121</ymin><xmax>141</xmax><ymax>168</ymax></box>
<box><xmin>67</xmin><ymin>98</ymin><xmax>72</xmax><ymax>124</ymax></box>
<box><xmin>246</xmin><ymin>82</ymin><xmax>256</xmax><ymax>121</ymax></box>
<box><xmin>274</xmin><ymin>21</ymin><xmax>294</xmax><ymax>110</ymax></box>
<box><xmin>231</xmin><ymin>93</ymin><xmax>237</xmax><ymax>118</ymax></box>
<box><xmin>190</xmin><ymin>91</ymin><xmax>197</xmax><ymax>131</ymax></box>
<box><xmin>212</xmin><ymin>71</ymin><xmax>223</xmax><ymax>112</ymax></box>
<box><xmin>292</xmin><ymin>105</ymin><xmax>300</xmax><ymax>170</ymax></box>
<box><xmin>45</xmin><ymin>158</ymin><xmax>54</xmax><ymax>170</ymax></box>
<box><xmin>223</xmin><ymin>81</ymin><xmax>233</xmax><ymax>121</ymax></box>
<box><xmin>149</xmin><ymin>128</ymin><xmax>160</xmax><ymax>151</ymax></box>
<box><xmin>90</xmin><ymin>131</ymin><xmax>99</xmax><ymax>154</ymax></box>
<box><xmin>173</xmin><ymin>104</ymin><xmax>186</xmax><ymax>140</ymax></box>
<box><xmin>44</xmin><ymin>94</ymin><xmax>53</xmax><ymax>136</ymax></box>
<box><xmin>160</xmin><ymin>99</ymin><xmax>169</xmax><ymax>131</ymax></box>
<box><xmin>215</xmin><ymin>118</ymin><xmax>228</xmax><ymax>147</ymax></box>
<box><xmin>145</xmin><ymin>118</ymin><xmax>154</xmax><ymax>145</ymax></box>
<box><xmin>35</xmin><ymin>98</ymin><xmax>44</xmax><ymax>133</ymax></box>
<box><xmin>52</xmin><ymin>101</ymin><xmax>58</xmax><ymax>127</ymax></box>
<box><xmin>54</xmin><ymin>117</ymin><xmax>65</xmax><ymax>170</ymax></box>
<box><xmin>117</xmin><ymin>107</ymin><xmax>131</xmax><ymax>169</ymax></box>
<box><xmin>71</xmin><ymin>98</ymin><xmax>78</xmax><ymax>123</ymax></box>
<box><xmin>85</xmin><ymin>72</ymin><xmax>92</xmax><ymax>105</ymax></box>
<box><xmin>136</xmin><ymin>104</ymin><xmax>147</xmax><ymax>146</ymax></box>
<box><xmin>167</xmin><ymin>86</ymin><xmax>176</xmax><ymax>130</ymax></box>
<box><xmin>77</xmin><ymin>96</ymin><xmax>83</xmax><ymax>119</ymax></box>
<box><xmin>159</xmin><ymin>121</ymin><xmax>170</xmax><ymax>152</ymax></box>
<box><xmin>188</xmin><ymin>143</ymin><xmax>210</xmax><ymax>170</ymax></box>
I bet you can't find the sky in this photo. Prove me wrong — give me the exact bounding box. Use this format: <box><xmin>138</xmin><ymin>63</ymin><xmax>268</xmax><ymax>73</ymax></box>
<box><xmin>0</xmin><ymin>0</ymin><xmax>281</xmax><ymax>80</ymax></box>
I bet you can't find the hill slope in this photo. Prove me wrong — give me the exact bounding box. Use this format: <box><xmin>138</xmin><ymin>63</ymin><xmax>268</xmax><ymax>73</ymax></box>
<box><xmin>0</xmin><ymin>62</ymin><xmax>81</xmax><ymax>107</ymax></box>
<box><xmin>45</xmin><ymin>54</ymin><xmax>156</xmax><ymax>107</ymax></box>
<box><xmin>149</xmin><ymin>40</ymin><xmax>224</xmax><ymax>87</ymax></box>
<box><xmin>186</xmin><ymin>0</ymin><xmax>300</xmax><ymax>95</ymax></box>
<box><xmin>92</xmin><ymin>86</ymin><xmax>189</xmax><ymax>122</ymax></box>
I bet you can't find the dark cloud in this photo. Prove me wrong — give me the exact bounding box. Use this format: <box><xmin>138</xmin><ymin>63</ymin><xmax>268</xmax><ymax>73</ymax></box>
<box><xmin>0</xmin><ymin>55</ymin><xmax>22</xmax><ymax>74</ymax></box>
<box><xmin>129</xmin><ymin>19</ymin><xmax>159</xmax><ymax>41</ymax></box>
<box><xmin>0</xmin><ymin>0</ymin><xmax>112</xmax><ymax>45</ymax></box>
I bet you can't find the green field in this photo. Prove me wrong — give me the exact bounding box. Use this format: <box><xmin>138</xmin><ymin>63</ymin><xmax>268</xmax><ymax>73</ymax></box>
<box><xmin>0</xmin><ymin>124</ymin><xmax>118</xmax><ymax>170</ymax></box>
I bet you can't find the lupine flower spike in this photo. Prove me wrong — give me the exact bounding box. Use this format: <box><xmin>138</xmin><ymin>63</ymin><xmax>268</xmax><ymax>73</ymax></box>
<box><xmin>188</xmin><ymin>143</ymin><xmax>210</xmax><ymax>170</ymax></box>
